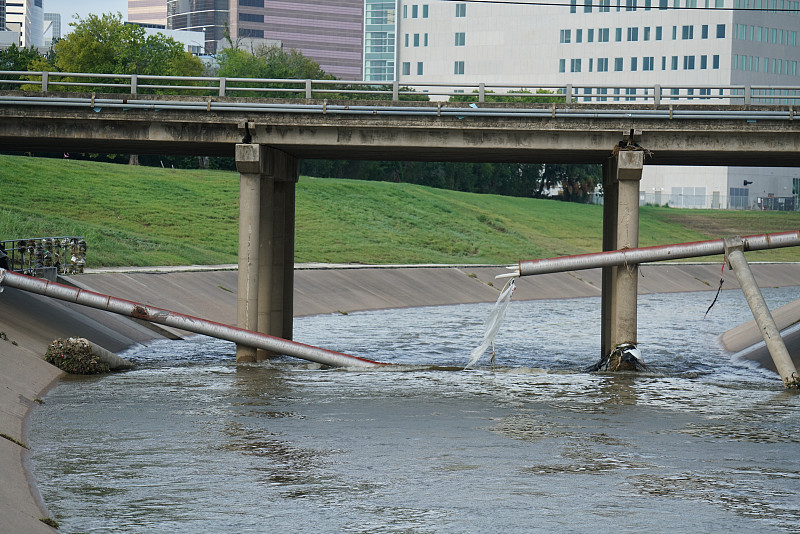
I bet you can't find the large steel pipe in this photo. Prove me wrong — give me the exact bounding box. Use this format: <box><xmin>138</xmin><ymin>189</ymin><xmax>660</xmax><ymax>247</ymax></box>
<box><xmin>513</xmin><ymin>231</ymin><xmax>800</xmax><ymax>277</ymax></box>
<box><xmin>0</xmin><ymin>269</ymin><xmax>384</xmax><ymax>369</ymax></box>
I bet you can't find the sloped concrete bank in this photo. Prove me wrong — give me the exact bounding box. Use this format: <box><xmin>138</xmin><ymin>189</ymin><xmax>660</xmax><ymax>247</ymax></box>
<box><xmin>2</xmin><ymin>262</ymin><xmax>800</xmax><ymax>532</ymax></box>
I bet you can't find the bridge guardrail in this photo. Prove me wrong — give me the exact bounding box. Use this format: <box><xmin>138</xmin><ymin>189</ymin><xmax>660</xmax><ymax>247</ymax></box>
<box><xmin>1</xmin><ymin>71</ymin><xmax>800</xmax><ymax>106</ymax></box>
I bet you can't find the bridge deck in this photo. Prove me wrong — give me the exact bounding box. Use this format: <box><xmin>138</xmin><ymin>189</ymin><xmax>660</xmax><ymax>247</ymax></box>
<box><xmin>1</xmin><ymin>91</ymin><xmax>799</xmax><ymax>165</ymax></box>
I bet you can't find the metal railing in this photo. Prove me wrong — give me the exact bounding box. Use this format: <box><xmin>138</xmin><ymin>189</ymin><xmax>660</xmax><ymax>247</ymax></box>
<box><xmin>0</xmin><ymin>237</ymin><xmax>86</xmax><ymax>278</ymax></box>
<box><xmin>2</xmin><ymin>70</ymin><xmax>800</xmax><ymax>106</ymax></box>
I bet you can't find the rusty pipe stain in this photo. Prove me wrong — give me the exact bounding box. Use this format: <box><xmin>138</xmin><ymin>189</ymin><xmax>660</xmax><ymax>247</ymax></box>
<box><xmin>0</xmin><ymin>269</ymin><xmax>385</xmax><ymax>369</ymax></box>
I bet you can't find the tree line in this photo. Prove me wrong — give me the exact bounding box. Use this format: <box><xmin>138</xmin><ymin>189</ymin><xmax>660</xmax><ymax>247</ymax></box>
<box><xmin>0</xmin><ymin>13</ymin><xmax>600</xmax><ymax>202</ymax></box>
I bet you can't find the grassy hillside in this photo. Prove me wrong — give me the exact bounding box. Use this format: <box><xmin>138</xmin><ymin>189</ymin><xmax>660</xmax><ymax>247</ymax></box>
<box><xmin>1</xmin><ymin>154</ymin><xmax>798</xmax><ymax>267</ymax></box>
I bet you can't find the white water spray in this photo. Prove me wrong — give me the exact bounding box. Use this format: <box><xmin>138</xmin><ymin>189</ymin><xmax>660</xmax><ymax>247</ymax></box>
<box><xmin>465</xmin><ymin>278</ymin><xmax>516</xmax><ymax>369</ymax></box>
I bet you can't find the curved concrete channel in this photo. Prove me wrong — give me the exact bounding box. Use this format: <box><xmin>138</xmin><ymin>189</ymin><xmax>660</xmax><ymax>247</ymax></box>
<box><xmin>2</xmin><ymin>263</ymin><xmax>799</xmax><ymax>531</ymax></box>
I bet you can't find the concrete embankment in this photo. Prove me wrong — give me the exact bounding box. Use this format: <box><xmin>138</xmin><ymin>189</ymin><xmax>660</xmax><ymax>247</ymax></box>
<box><xmin>2</xmin><ymin>262</ymin><xmax>800</xmax><ymax>532</ymax></box>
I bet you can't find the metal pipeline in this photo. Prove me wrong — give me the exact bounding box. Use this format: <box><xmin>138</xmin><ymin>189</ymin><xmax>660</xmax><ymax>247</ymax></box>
<box><xmin>0</xmin><ymin>269</ymin><xmax>385</xmax><ymax>369</ymax></box>
<box><xmin>507</xmin><ymin>230</ymin><xmax>800</xmax><ymax>278</ymax></box>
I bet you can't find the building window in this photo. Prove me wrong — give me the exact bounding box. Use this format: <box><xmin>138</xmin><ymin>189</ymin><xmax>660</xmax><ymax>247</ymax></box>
<box><xmin>615</xmin><ymin>27</ymin><xmax>623</xmax><ymax>41</ymax></box>
<box><xmin>424</xmin><ymin>33</ymin><xmax>428</xmax><ymax>46</ymax></box>
<box><xmin>404</xmin><ymin>34</ymin><xmax>409</xmax><ymax>47</ymax></box>
<box><xmin>414</xmin><ymin>34</ymin><xmax>419</xmax><ymax>47</ymax></box>
<box><xmin>662</xmin><ymin>56</ymin><xmax>667</xmax><ymax>69</ymax></box>
<box><xmin>412</xmin><ymin>4</ymin><xmax>418</xmax><ymax>17</ymax></box>
<box><xmin>701</xmin><ymin>24</ymin><xmax>709</xmax><ymax>38</ymax></box>
<box><xmin>631</xmin><ymin>57</ymin><xmax>638</xmax><ymax>71</ymax></box>
<box><xmin>587</xmin><ymin>28</ymin><xmax>594</xmax><ymax>42</ymax></box>
<box><xmin>589</xmin><ymin>58</ymin><xmax>593</xmax><ymax>72</ymax></box>
<box><xmin>700</xmin><ymin>55</ymin><xmax>708</xmax><ymax>69</ymax></box>
<box><xmin>560</xmin><ymin>29</ymin><xmax>571</xmax><ymax>43</ymax></box>
<box><xmin>585</xmin><ymin>0</ymin><xmax>593</xmax><ymax>11</ymax></box>
<box><xmin>559</xmin><ymin>58</ymin><xmax>566</xmax><ymax>72</ymax></box>
<box><xmin>614</xmin><ymin>57</ymin><xmax>623</xmax><ymax>71</ymax></box>
<box><xmin>417</xmin><ymin>62</ymin><xmax>423</xmax><ymax>75</ymax></box>
<box><xmin>717</xmin><ymin>24</ymin><xmax>726</xmax><ymax>38</ymax></box>
<box><xmin>626</xmin><ymin>0</ymin><xmax>637</xmax><ymax>9</ymax></box>
<box><xmin>454</xmin><ymin>60</ymin><xmax>465</xmax><ymax>75</ymax></box>
<box><xmin>599</xmin><ymin>28</ymin><xmax>609</xmax><ymax>42</ymax></box>
<box><xmin>576</xmin><ymin>29</ymin><xmax>583</xmax><ymax>43</ymax></box>
<box><xmin>403</xmin><ymin>5</ymin><xmax>407</xmax><ymax>18</ymax></box>
<box><xmin>671</xmin><ymin>55</ymin><xmax>678</xmax><ymax>69</ymax></box>
<box><xmin>643</xmin><ymin>56</ymin><xmax>654</xmax><ymax>70</ymax></box>
<box><xmin>239</xmin><ymin>13</ymin><xmax>264</xmax><ymax>22</ymax></box>
<box><xmin>627</xmin><ymin>27</ymin><xmax>639</xmax><ymax>41</ymax></box>
<box><xmin>672</xmin><ymin>25</ymin><xmax>677</xmax><ymax>40</ymax></box>
<box><xmin>600</xmin><ymin>0</ymin><xmax>611</xmax><ymax>11</ymax></box>
<box><xmin>655</xmin><ymin>26</ymin><xmax>662</xmax><ymax>40</ymax></box>
<box><xmin>683</xmin><ymin>55</ymin><xmax>695</xmax><ymax>69</ymax></box>
<box><xmin>659</xmin><ymin>0</ymin><xmax>668</xmax><ymax>7</ymax></box>
<box><xmin>239</xmin><ymin>28</ymin><xmax>264</xmax><ymax>38</ymax></box>
<box><xmin>571</xmin><ymin>58</ymin><xmax>582</xmax><ymax>72</ymax></box>
<box><xmin>571</xmin><ymin>0</ymin><xmax>577</xmax><ymax>12</ymax></box>
<box><xmin>455</xmin><ymin>3</ymin><xmax>466</xmax><ymax>17</ymax></box>
<box><xmin>455</xmin><ymin>32</ymin><xmax>465</xmax><ymax>46</ymax></box>
<box><xmin>239</xmin><ymin>0</ymin><xmax>264</xmax><ymax>6</ymax></box>
<box><xmin>713</xmin><ymin>54</ymin><xmax>720</xmax><ymax>68</ymax></box>
<box><xmin>643</xmin><ymin>27</ymin><xmax>650</xmax><ymax>40</ymax></box>
<box><xmin>598</xmin><ymin>57</ymin><xmax>609</xmax><ymax>71</ymax></box>
<box><xmin>402</xmin><ymin>62</ymin><xmax>410</xmax><ymax>75</ymax></box>
<box><xmin>423</xmin><ymin>5</ymin><xmax>429</xmax><ymax>17</ymax></box>
<box><xmin>682</xmin><ymin>25</ymin><xmax>693</xmax><ymax>39</ymax></box>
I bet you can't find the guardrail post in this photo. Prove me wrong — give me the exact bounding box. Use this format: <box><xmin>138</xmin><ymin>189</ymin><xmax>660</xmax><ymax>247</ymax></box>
<box><xmin>41</xmin><ymin>71</ymin><xmax>48</xmax><ymax>92</ymax></box>
<box><xmin>654</xmin><ymin>84</ymin><xmax>661</xmax><ymax>106</ymax></box>
<box><xmin>479</xmin><ymin>83</ymin><xmax>485</xmax><ymax>103</ymax></box>
<box><xmin>565</xmin><ymin>84</ymin><xmax>572</xmax><ymax>104</ymax></box>
<box><xmin>130</xmin><ymin>74</ymin><xmax>138</xmax><ymax>95</ymax></box>
<box><xmin>219</xmin><ymin>77</ymin><xmax>226</xmax><ymax>97</ymax></box>
<box><xmin>724</xmin><ymin>237</ymin><xmax>799</xmax><ymax>388</ymax></box>
<box><xmin>744</xmin><ymin>85</ymin><xmax>752</xmax><ymax>105</ymax></box>
<box><xmin>392</xmin><ymin>80</ymin><xmax>399</xmax><ymax>101</ymax></box>
<box><xmin>305</xmin><ymin>79</ymin><xmax>312</xmax><ymax>100</ymax></box>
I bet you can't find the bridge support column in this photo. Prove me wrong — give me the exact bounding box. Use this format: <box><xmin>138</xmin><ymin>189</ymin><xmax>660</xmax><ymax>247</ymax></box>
<box><xmin>235</xmin><ymin>144</ymin><xmax>299</xmax><ymax>362</ymax></box>
<box><xmin>600</xmin><ymin>150</ymin><xmax>644</xmax><ymax>359</ymax></box>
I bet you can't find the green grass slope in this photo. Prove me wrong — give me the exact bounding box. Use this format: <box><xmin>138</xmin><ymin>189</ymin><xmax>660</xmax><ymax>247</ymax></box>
<box><xmin>1</xmin><ymin>154</ymin><xmax>798</xmax><ymax>267</ymax></box>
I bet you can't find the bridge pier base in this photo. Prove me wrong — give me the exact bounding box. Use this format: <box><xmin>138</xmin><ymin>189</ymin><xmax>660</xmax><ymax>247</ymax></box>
<box><xmin>235</xmin><ymin>144</ymin><xmax>299</xmax><ymax>362</ymax></box>
<box><xmin>601</xmin><ymin>150</ymin><xmax>644</xmax><ymax>360</ymax></box>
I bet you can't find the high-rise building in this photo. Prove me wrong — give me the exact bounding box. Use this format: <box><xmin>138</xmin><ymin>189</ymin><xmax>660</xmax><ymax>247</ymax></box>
<box><xmin>129</xmin><ymin>0</ymin><xmax>168</xmax><ymax>27</ymax></box>
<box><xmin>43</xmin><ymin>12</ymin><xmax>60</xmax><ymax>47</ymax></box>
<box><xmin>5</xmin><ymin>0</ymin><xmax>44</xmax><ymax>47</ymax></box>
<box><xmin>364</xmin><ymin>0</ymin><xmax>397</xmax><ymax>81</ymax></box>
<box><xmin>131</xmin><ymin>0</ymin><xmax>365</xmax><ymax>78</ymax></box>
<box><xmin>0</xmin><ymin>0</ymin><xmax>6</xmax><ymax>30</ymax></box>
<box><xmin>396</xmin><ymin>1</ymin><xmax>800</xmax><ymax>209</ymax></box>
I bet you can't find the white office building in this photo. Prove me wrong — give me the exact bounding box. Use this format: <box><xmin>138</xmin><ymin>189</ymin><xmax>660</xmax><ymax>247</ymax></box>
<box><xmin>5</xmin><ymin>0</ymin><xmax>44</xmax><ymax>48</ymax></box>
<box><xmin>395</xmin><ymin>0</ymin><xmax>800</xmax><ymax>209</ymax></box>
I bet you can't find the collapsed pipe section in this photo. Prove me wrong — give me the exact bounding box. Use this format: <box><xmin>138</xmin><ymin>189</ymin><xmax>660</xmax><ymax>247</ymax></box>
<box><xmin>0</xmin><ymin>269</ymin><xmax>384</xmax><ymax>369</ymax></box>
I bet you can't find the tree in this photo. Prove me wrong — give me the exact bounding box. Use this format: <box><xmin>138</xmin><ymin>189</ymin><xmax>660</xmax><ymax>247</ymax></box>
<box><xmin>0</xmin><ymin>44</ymin><xmax>43</xmax><ymax>89</ymax></box>
<box><xmin>540</xmin><ymin>164</ymin><xmax>602</xmax><ymax>203</ymax></box>
<box><xmin>27</xmin><ymin>12</ymin><xmax>203</xmax><ymax>90</ymax></box>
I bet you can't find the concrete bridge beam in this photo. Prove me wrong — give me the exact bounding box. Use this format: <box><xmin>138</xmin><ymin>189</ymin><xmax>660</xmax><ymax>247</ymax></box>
<box><xmin>601</xmin><ymin>150</ymin><xmax>645</xmax><ymax>359</ymax></box>
<box><xmin>235</xmin><ymin>144</ymin><xmax>299</xmax><ymax>362</ymax></box>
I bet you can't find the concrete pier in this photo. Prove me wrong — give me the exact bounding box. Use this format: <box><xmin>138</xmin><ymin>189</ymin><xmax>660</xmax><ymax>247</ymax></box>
<box><xmin>235</xmin><ymin>145</ymin><xmax>299</xmax><ymax>361</ymax></box>
<box><xmin>601</xmin><ymin>149</ymin><xmax>645</xmax><ymax>358</ymax></box>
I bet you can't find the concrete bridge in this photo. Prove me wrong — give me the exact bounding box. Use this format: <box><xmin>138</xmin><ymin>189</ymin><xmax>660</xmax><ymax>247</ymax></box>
<box><xmin>1</xmin><ymin>80</ymin><xmax>799</xmax><ymax>362</ymax></box>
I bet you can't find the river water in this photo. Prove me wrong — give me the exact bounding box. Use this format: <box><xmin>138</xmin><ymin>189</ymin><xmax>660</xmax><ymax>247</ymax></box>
<box><xmin>30</xmin><ymin>288</ymin><xmax>800</xmax><ymax>533</ymax></box>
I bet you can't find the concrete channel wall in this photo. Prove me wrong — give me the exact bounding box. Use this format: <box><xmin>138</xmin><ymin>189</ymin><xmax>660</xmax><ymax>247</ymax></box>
<box><xmin>2</xmin><ymin>263</ymin><xmax>800</xmax><ymax>532</ymax></box>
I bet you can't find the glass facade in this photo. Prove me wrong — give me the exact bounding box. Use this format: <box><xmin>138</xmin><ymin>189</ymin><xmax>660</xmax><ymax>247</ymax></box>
<box><xmin>364</xmin><ymin>0</ymin><xmax>396</xmax><ymax>81</ymax></box>
<box><xmin>167</xmin><ymin>0</ymin><xmax>229</xmax><ymax>54</ymax></box>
